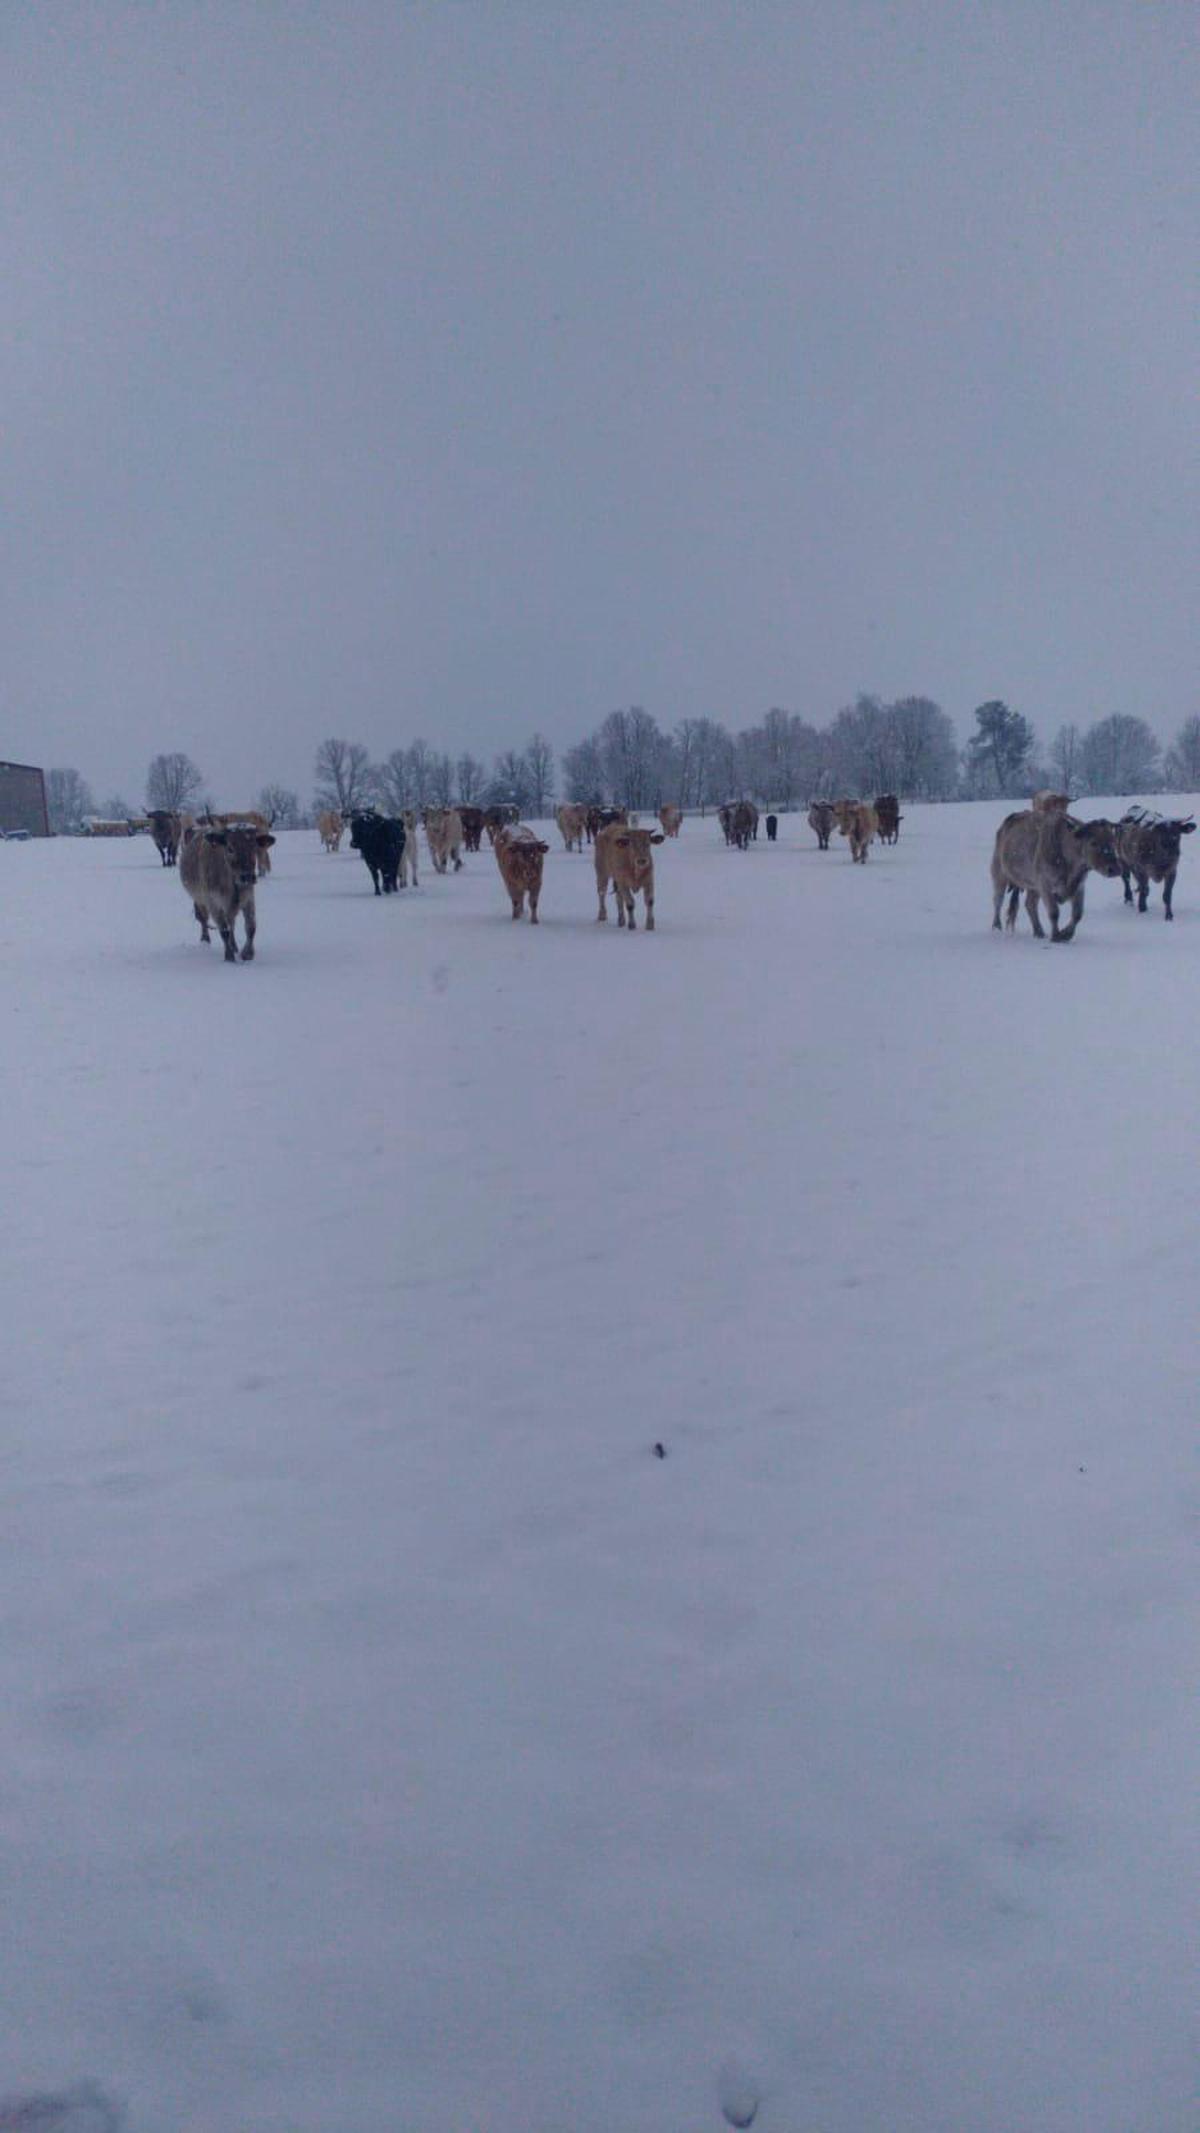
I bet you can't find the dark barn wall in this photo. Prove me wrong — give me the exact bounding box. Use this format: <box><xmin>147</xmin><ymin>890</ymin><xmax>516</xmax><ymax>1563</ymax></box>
<box><xmin>0</xmin><ymin>761</ymin><xmax>50</xmax><ymax>836</ymax></box>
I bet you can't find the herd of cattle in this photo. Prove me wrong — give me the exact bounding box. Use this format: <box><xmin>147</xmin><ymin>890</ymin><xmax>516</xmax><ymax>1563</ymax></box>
<box><xmin>130</xmin><ymin>787</ymin><xmax>1193</xmax><ymax>962</ymax></box>
<box><xmin>991</xmin><ymin>790</ymin><xmax>1195</xmax><ymax>941</ymax></box>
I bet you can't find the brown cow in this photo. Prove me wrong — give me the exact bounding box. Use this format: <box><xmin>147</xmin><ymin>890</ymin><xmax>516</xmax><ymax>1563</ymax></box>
<box><xmin>835</xmin><ymin>801</ymin><xmax>878</xmax><ymax>863</ymax></box>
<box><xmin>147</xmin><ymin>809</ymin><xmax>182</xmax><ymax>866</ymax></box>
<box><xmin>658</xmin><ymin>804</ymin><xmax>683</xmax><ymax>838</ymax></box>
<box><xmin>425</xmin><ymin>808</ymin><xmax>464</xmax><ymax>873</ymax></box>
<box><xmin>874</xmin><ymin>794</ymin><xmax>901</xmax><ymax>844</ymax></box>
<box><xmin>318</xmin><ymin>809</ymin><xmax>344</xmax><ymax>852</ymax></box>
<box><xmin>556</xmin><ymin>803</ymin><xmax>587</xmax><ymax>852</ymax></box>
<box><xmin>807</xmin><ymin>801</ymin><xmax>836</xmax><ymax>849</ymax></box>
<box><xmin>211</xmin><ymin>811</ymin><xmax>275</xmax><ymax>875</ymax></box>
<box><xmin>991</xmin><ymin>809</ymin><xmax>1121</xmax><ymax>941</ymax></box>
<box><xmin>180</xmin><ymin>821</ymin><xmax>275</xmax><ymax>961</ymax></box>
<box><xmin>458</xmin><ymin>805</ymin><xmax>485</xmax><ymax>852</ymax></box>
<box><xmin>493</xmin><ymin>824</ymin><xmax>549</xmax><ymax>922</ymax></box>
<box><xmin>595</xmin><ymin>823</ymin><xmax>665</xmax><ymax>932</ymax></box>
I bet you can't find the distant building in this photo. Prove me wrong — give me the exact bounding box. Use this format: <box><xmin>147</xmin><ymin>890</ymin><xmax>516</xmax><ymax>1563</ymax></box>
<box><xmin>0</xmin><ymin>760</ymin><xmax>50</xmax><ymax>837</ymax></box>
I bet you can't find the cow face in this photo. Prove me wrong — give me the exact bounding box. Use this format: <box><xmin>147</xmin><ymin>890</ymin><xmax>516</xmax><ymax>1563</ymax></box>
<box><xmin>613</xmin><ymin>829</ymin><xmax>664</xmax><ymax>877</ymax></box>
<box><xmin>1076</xmin><ymin>821</ymin><xmax>1122</xmax><ymax>878</ymax></box>
<box><xmin>220</xmin><ymin>823</ymin><xmax>267</xmax><ymax>888</ymax></box>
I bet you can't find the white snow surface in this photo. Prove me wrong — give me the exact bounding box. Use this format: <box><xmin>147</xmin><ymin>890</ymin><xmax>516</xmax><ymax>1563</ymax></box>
<box><xmin>2</xmin><ymin>807</ymin><xmax>1196</xmax><ymax>2132</ymax></box>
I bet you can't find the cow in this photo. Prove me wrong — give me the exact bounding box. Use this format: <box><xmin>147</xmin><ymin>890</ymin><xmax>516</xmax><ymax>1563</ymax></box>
<box><xmin>1032</xmin><ymin>790</ymin><xmax>1070</xmax><ymax>815</ymax></box>
<box><xmin>84</xmin><ymin>818</ymin><xmax>138</xmax><ymax>837</ymax></box>
<box><xmin>874</xmin><ymin>794</ymin><xmax>902</xmax><ymax>845</ymax></box>
<box><xmin>179</xmin><ymin>819</ymin><xmax>275</xmax><ymax>961</ymax></box>
<box><xmin>765</xmin><ymin>813</ymin><xmax>778</xmax><ymax>842</ymax></box>
<box><xmin>835</xmin><ymin>800</ymin><xmax>878</xmax><ymax>862</ymax></box>
<box><xmin>493</xmin><ymin>824</ymin><xmax>550</xmax><ymax>923</ymax></box>
<box><xmin>209</xmin><ymin>811</ymin><xmax>275</xmax><ymax>875</ymax></box>
<box><xmin>556</xmin><ymin>803</ymin><xmax>588</xmax><ymax>852</ymax></box>
<box><xmin>484</xmin><ymin>804</ymin><xmax>520</xmax><ymax>846</ymax></box>
<box><xmin>425</xmin><ymin>807</ymin><xmax>465</xmax><ymax>873</ymax></box>
<box><xmin>807</xmin><ymin>801</ymin><xmax>836</xmax><ymax>850</ymax></box>
<box><xmin>991</xmin><ymin>808</ymin><xmax>1122</xmax><ymax>941</ymax></box>
<box><xmin>399</xmin><ymin>809</ymin><xmax>420</xmax><ymax>888</ymax></box>
<box><xmin>458</xmin><ymin>805</ymin><xmax>485</xmax><ymax>853</ymax></box>
<box><xmin>595</xmin><ymin>823</ymin><xmax>665</xmax><ymax>932</ymax></box>
<box><xmin>658</xmin><ymin>804</ymin><xmax>683</xmax><ymax>838</ymax></box>
<box><xmin>728</xmin><ymin>801</ymin><xmax>758</xmax><ymax>850</ymax></box>
<box><xmin>585</xmin><ymin>805</ymin><xmax>627</xmax><ymax>844</ymax></box>
<box><xmin>318</xmin><ymin>809</ymin><xmax>344</xmax><ymax>852</ymax></box>
<box><xmin>1114</xmin><ymin>810</ymin><xmax>1196</xmax><ymax>920</ymax></box>
<box><xmin>350</xmin><ymin>812</ymin><xmax>406</xmax><ymax>895</ymax></box>
<box><xmin>147</xmin><ymin>809</ymin><xmax>182</xmax><ymax>866</ymax></box>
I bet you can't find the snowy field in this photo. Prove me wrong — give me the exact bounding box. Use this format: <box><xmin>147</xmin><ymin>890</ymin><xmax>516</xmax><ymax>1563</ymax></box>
<box><xmin>2</xmin><ymin>803</ymin><xmax>1197</xmax><ymax>2133</ymax></box>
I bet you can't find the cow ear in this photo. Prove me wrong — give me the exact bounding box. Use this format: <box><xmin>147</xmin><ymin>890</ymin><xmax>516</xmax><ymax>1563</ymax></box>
<box><xmin>1181</xmin><ymin>821</ymin><xmax>1197</xmax><ymax>834</ymax></box>
<box><xmin>258</xmin><ymin>834</ymin><xmax>276</xmax><ymax>847</ymax></box>
<box><xmin>650</xmin><ymin>832</ymin><xmax>665</xmax><ymax>843</ymax></box>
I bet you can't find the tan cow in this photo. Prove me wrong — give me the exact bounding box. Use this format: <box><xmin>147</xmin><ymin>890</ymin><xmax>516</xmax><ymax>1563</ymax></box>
<box><xmin>1032</xmin><ymin>790</ymin><xmax>1070</xmax><ymax>815</ymax></box>
<box><xmin>556</xmin><ymin>802</ymin><xmax>587</xmax><ymax>852</ymax></box>
<box><xmin>318</xmin><ymin>809</ymin><xmax>344</xmax><ymax>852</ymax></box>
<box><xmin>425</xmin><ymin>808</ymin><xmax>464</xmax><ymax>873</ymax></box>
<box><xmin>595</xmin><ymin>823</ymin><xmax>665</xmax><ymax>932</ymax></box>
<box><xmin>494</xmin><ymin>824</ymin><xmax>549</xmax><ymax>922</ymax></box>
<box><xmin>834</xmin><ymin>800</ymin><xmax>878</xmax><ymax>863</ymax></box>
<box><xmin>658</xmin><ymin>804</ymin><xmax>683</xmax><ymax>838</ymax></box>
<box><xmin>211</xmin><ymin>810</ymin><xmax>275</xmax><ymax>875</ymax></box>
<box><xmin>991</xmin><ymin>808</ymin><xmax>1121</xmax><ymax>940</ymax></box>
<box><xmin>399</xmin><ymin>809</ymin><xmax>420</xmax><ymax>887</ymax></box>
<box><xmin>180</xmin><ymin>820</ymin><xmax>275</xmax><ymax>961</ymax></box>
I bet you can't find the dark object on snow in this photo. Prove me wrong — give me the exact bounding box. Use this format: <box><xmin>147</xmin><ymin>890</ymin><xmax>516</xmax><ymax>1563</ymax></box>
<box><xmin>0</xmin><ymin>2082</ymin><xmax>124</xmax><ymax>2131</ymax></box>
<box><xmin>874</xmin><ymin>793</ymin><xmax>902</xmax><ymax>844</ymax></box>
<box><xmin>765</xmin><ymin>814</ymin><xmax>778</xmax><ymax>841</ymax></box>
<box><xmin>652</xmin><ymin>1442</ymin><xmax>666</xmax><ymax>1459</ymax></box>
<box><xmin>1114</xmin><ymin>807</ymin><xmax>1195</xmax><ymax>919</ymax></box>
<box><xmin>349</xmin><ymin>812</ymin><xmax>406</xmax><ymax>895</ymax></box>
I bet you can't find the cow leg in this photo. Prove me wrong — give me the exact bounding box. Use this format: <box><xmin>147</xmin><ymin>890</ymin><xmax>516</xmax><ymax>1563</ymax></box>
<box><xmin>217</xmin><ymin>919</ymin><xmax>238</xmax><ymax>962</ymax></box>
<box><xmin>193</xmin><ymin>901</ymin><xmax>212</xmax><ymax>943</ymax></box>
<box><xmin>1136</xmin><ymin>871</ymin><xmax>1150</xmax><ymax>914</ymax></box>
<box><xmin>1024</xmin><ymin>890</ymin><xmax>1045</xmax><ymax>938</ymax></box>
<box><xmin>1121</xmin><ymin>867</ymin><xmax>1133</xmax><ymax>904</ymax></box>
<box><xmin>624</xmin><ymin>889</ymin><xmax>636</xmax><ymax>931</ymax></box>
<box><xmin>1163</xmin><ymin>867</ymin><xmax>1176</xmax><ymax>920</ymax></box>
<box><xmin>1051</xmin><ymin>889</ymin><xmax>1083</xmax><ymax>942</ymax></box>
<box><xmin>241</xmin><ymin>905</ymin><xmax>257</xmax><ymax>960</ymax></box>
<box><xmin>596</xmin><ymin>882</ymin><xmax>608</xmax><ymax>922</ymax></box>
<box><xmin>644</xmin><ymin>890</ymin><xmax>655</xmax><ymax>931</ymax></box>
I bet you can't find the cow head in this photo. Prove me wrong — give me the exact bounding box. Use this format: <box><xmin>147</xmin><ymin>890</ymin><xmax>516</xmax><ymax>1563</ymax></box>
<box><xmin>1070</xmin><ymin>818</ymin><xmax>1122</xmax><ymax>878</ymax></box>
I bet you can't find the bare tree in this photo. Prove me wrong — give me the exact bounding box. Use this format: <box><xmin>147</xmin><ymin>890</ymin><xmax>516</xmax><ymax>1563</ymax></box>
<box><xmin>524</xmin><ymin>732</ymin><xmax>555</xmax><ymax>818</ymax></box>
<box><xmin>46</xmin><ymin>767</ymin><xmax>95</xmax><ymax>832</ymax></box>
<box><xmin>1077</xmin><ymin>714</ymin><xmax>1160</xmax><ymax>797</ymax></box>
<box><xmin>257</xmin><ymin>784</ymin><xmax>300</xmax><ymax>828</ymax></box>
<box><xmin>429</xmin><ymin>752</ymin><xmax>455</xmax><ymax>808</ymax></box>
<box><xmin>146</xmin><ymin>752</ymin><xmax>205</xmax><ymax>812</ymax></box>
<box><xmin>562</xmin><ymin>737</ymin><xmax>605</xmax><ymax>802</ymax></box>
<box><xmin>456</xmin><ymin>752</ymin><xmax>486</xmax><ymax>806</ymax></box>
<box><xmin>404</xmin><ymin>740</ymin><xmax>435</xmax><ymax>809</ymax></box>
<box><xmin>1162</xmin><ymin>714</ymin><xmax>1200</xmax><ymax>791</ymax></box>
<box><xmin>374</xmin><ymin>750</ymin><xmax>411</xmax><ymax>813</ymax></box>
<box><xmin>1048</xmin><ymin>723</ymin><xmax>1082</xmax><ymax>795</ymax></box>
<box><xmin>490</xmin><ymin>749</ymin><xmax>535</xmax><ymax>813</ymax></box>
<box><xmin>101</xmin><ymin>793</ymin><xmax>136</xmax><ymax>821</ymax></box>
<box><xmin>313</xmin><ymin>738</ymin><xmax>373</xmax><ymax>814</ymax></box>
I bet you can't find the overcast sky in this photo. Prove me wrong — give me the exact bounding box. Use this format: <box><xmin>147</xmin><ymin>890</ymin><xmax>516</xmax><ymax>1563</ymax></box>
<box><xmin>3</xmin><ymin>2</ymin><xmax>1196</xmax><ymax>804</ymax></box>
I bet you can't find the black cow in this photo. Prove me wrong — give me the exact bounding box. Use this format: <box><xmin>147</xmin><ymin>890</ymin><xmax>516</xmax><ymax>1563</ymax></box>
<box><xmin>874</xmin><ymin>794</ymin><xmax>902</xmax><ymax>845</ymax></box>
<box><xmin>350</xmin><ymin>812</ymin><xmax>406</xmax><ymax>895</ymax></box>
<box><xmin>765</xmin><ymin>813</ymin><xmax>778</xmax><ymax>842</ymax></box>
<box><xmin>1115</xmin><ymin>810</ymin><xmax>1196</xmax><ymax>920</ymax></box>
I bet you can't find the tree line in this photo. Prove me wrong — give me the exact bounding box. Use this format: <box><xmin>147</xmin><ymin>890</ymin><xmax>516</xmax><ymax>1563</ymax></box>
<box><xmin>43</xmin><ymin>703</ymin><xmax>1200</xmax><ymax>833</ymax></box>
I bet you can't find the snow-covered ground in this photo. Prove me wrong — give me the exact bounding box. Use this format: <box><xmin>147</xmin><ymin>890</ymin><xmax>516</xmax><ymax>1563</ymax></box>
<box><xmin>2</xmin><ymin>804</ymin><xmax>1196</xmax><ymax>2133</ymax></box>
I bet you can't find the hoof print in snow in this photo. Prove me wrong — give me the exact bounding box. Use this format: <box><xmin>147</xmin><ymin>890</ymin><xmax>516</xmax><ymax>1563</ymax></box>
<box><xmin>652</xmin><ymin>1442</ymin><xmax>667</xmax><ymax>1459</ymax></box>
<box><xmin>0</xmin><ymin>2083</ymin><xmax>124</xmax><ymax>2132</ymax></box>
<box><xmin>717</xmin><ymin>2067</ymin><xmax>760</xmax><ymax>2127</ymax></box>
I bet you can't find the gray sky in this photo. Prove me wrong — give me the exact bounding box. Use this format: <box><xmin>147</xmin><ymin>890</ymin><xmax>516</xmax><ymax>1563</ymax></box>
<box><xmin>3</xmin><ymin>2</ymin><xmax>1196</xmax><ymax>804</ymax></box>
